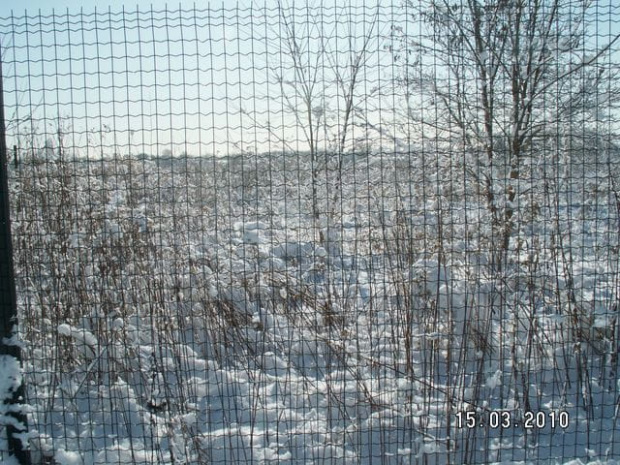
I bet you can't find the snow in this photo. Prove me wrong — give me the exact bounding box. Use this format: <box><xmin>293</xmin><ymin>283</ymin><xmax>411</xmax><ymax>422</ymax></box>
<box><xmin>0</xmin><ymin>355</ymin><xmax>27</xmax><ymax>463</ymax></box>
<box><xmin>54</xmin><ymin>449</ymin><xmax>83</xmax><ymax>465</ymax></box>
<box><xmin>0</xmin><ymin>355</ymin><xmax>22</xmax><ymax>407</ymax></box>
<box><xmin>3</xmin><ymin>151</ymin><xmax>620</xmax><ymax>464</ymax></box>
<box><xmin>57</xmin><ymin>324</ymin><xmax>99</xmax><ymax>361</ymax></box>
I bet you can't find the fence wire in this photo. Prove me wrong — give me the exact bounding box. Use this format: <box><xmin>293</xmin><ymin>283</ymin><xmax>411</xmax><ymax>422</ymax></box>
<box><xmin>1</xmin><ymin>1</ymin><xmax>620</xmax><ymax>463</ymax></box>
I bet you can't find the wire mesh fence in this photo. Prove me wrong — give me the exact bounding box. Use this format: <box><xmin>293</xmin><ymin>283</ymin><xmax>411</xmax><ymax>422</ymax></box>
<box><xmin>1</xmin><ymin>0</ymin><xmax>619</xmax><ymax>463</ymax></box>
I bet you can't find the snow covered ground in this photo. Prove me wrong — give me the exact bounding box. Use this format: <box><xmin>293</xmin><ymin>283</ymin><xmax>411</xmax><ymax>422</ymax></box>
<box><xmin>2</xmin><ymin>150</ymin><xmax>619</xmax><ymax>464</ymax></box>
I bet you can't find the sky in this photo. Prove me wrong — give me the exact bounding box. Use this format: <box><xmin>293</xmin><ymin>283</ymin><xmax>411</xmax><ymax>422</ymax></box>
<box><xmin>0</xmin><ymin>0</ymin><xmax>374</xmax><ymax>18</ymax></box>
<box><xmin>1</xmin><ymin>0</ymin><xmax>617</xmax><ymax>159</ymax></box>
<box><xmin>2</xmin><ymin>0</ymin><xmax>175</xmax><ymax>17</ymax></box>
<box><xmin>0</xmin><ymin>0</ymin><xmax>393</xmax><ymax>158</ymax></box>
<box><xmin>1</xmin><ymin>0</ymin><xmax>246</xmax><ymax>16</ymax></box>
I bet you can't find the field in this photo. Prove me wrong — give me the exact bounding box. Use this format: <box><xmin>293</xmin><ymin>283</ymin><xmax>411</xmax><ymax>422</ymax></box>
<box><xmin>4</xmin><ymin>148</ymin><xmax>619</xmax><ymax>464</ymax></box>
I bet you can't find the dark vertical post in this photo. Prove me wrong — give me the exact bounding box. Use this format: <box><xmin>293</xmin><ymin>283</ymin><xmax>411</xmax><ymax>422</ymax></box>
<box><xmin>0</xmin><ymin>44</ymin><xmax>30</xmax><ymax>464</ymax></box>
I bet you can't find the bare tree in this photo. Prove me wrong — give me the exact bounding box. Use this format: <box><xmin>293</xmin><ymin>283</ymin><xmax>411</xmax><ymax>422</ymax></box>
<box><xmin>275</xmin><ymin>1</ymin><xmax>326</xmax><ymax>237</ymax></box>
<box><xmin>392</xmin><ymin>0</ymin><xmax>620</xmax><ymax>270</ymax></box>
<box><xmin>265</xmin><ymin>1</ymin><xmax>378</xmax><ymax>247</ymax></box>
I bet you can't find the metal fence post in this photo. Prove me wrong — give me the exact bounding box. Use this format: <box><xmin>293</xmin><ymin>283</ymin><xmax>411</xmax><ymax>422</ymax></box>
<box><xmin>0</xmin><ymin>44</ymin><xmax>30</xmax><ymax>465</ymax></box>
